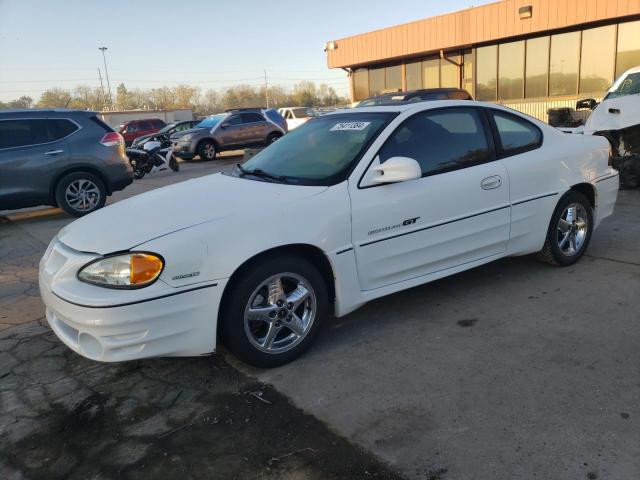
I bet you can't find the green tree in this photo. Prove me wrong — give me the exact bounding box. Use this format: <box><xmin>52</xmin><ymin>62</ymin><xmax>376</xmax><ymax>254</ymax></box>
<box><xmin>8</xmin><ymin>95</ymin><xmax>34</xmax><ymax>109</ymax></box>
<box><xmin>291</xmin><ymin>81</ymin><xmax>317</xmax><ymax>107</ymax></box>
<box><xmin>37</xmin><ymin>88</ymin><xmax>72</xmax><ymax>108</ymax></box>
<box><xmin>173</xmin><ymin>84</ymin><xmax>200</xmax><ymax>109</ymax></box>
<box><xmin>69</xmin><ymin>86</ymin><xmax>102</xmax><ymax>110</ymax></box>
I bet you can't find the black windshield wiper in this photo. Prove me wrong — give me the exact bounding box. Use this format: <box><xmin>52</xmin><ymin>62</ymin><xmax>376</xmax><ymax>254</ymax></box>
<box><xmin>236</xmin><ymin>164</ymin><xmax>288</xmax><ymax>183</ymax></box>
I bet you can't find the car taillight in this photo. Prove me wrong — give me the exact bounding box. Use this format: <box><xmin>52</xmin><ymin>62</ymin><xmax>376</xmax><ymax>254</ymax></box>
<box><xmin>100</xmin><ymin>132</ymin><xmax>124</xmax><ymax>147</ymax></box>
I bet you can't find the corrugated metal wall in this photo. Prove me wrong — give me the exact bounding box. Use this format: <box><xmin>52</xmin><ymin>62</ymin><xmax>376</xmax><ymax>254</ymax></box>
<box><xmin>327</xmin><ymin>0</ymin><xmax>640</xmax><ymax>68</ymax></box>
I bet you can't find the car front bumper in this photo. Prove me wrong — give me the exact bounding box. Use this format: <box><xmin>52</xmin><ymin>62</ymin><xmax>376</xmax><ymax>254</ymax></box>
<box><xmin>39</xmin><ymin>239</ymin><xmax>227</xmax><ymax>362</ymax></box>
<box><xmin>172</xmin><ymin>140</ymin><xmax>197</xmax><ymax>159</ymax></box>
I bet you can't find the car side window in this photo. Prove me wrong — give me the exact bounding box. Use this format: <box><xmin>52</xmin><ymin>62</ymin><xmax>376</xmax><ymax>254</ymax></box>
<box><xmin>0</xmin><ymin>119</ymin><xmax>51</xmax><ymax>149</ymax></box>
<box><xmin>241</xmin><ymin>113</ymin><xmax>264</xmax><ymax>123</ymax></box>
<box><xmin>48</xmin><ymin>119</ymin><xmax>79</xmax><ymax>140</ymax></box>
<box><xmin>491</xmin><ymin>110</ymin><xmax>542</xmax><ymax>155</ymax></box>
<box><xmin>377</xmin><ymin>108</ymin><xmax>492</xmax><ymax>177</ymax></box>
<box><xmin>226</xmin><ymin>115</ymin><xmax>243</xmax><ymax>126</ymax></box>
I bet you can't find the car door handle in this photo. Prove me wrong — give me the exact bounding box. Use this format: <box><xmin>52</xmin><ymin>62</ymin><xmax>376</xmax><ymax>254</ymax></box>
<box><xmin>44</xmin><ymin>149</ymin><xmax>64</xmax><ymax>156</ymax></box>
<box><xmin>481</xmin><ymin>175</ymin><xmax>502</xmax><ymax>190</ymax></box>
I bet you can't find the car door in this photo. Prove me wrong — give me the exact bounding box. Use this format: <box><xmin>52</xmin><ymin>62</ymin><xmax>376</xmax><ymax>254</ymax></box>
<box><xmin>0</xmin><ymin>118</ymin><xmax>70</xmax><ymax>208</ymax></box>
<box><xmin>350</xmin><ymin>106</ymin><xmax>511</xmax><ymax>291</ymax></box>
<box><xmin>484</xmin><ymin>108</ymin><xmax>549</xmax><ymax>252</ymax></box>
<box><xmin>216</xmin><ymin>114</ymin><xmax>245</xmax><ymax>148</ymax></box>
<box><xmin>241</xmin><ymin>112</ymin><xmax>270</xmax><ymax>145</ymax></box>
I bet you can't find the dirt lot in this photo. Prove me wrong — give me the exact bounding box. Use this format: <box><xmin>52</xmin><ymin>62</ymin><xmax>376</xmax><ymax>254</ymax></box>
<box><xmin>1</xmin><ymin>159</ymin><xmax>639</xmax><ymax>479</ymax></box>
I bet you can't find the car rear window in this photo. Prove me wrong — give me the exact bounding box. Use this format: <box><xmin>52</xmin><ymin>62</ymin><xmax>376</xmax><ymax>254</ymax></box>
<box><xmin>48</xmin><ymin>119</ymin><xmax>79</xmax><ymax>140</ymax></box>
<box><xmin>490</xmin><ymin>110</ymin><xmax>542</xmax><ymax>155</ymax></box>
<box><xmin>241</xmin><ymin>113</ymin><xmax>265</xmax><ymax>123</ymax></box>
<box><xmin>264</xmin><ymin>109</ymin><xmax>285</xmax><ymax>124</ymax></box>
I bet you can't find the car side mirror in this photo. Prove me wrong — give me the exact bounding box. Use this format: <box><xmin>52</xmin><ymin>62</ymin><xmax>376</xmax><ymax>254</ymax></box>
<box><xmin>220</xmin><ymin>123</ymin><xmax>229</xmax><ymax>129</ymax></box>
<box><xmin>576</xmin><ymin>98</ymin><xmax>597</xmax><ymax>110</ymax></box>
<box><xmin>368</xmin><ymin>157</ymin><xmax>422</xmax><ymax>185</ymax></box>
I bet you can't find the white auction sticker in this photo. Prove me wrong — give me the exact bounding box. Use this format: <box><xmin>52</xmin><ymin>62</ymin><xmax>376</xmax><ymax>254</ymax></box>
<box><xmin>330</xmin><ymin>121</ymin><xmax>371</xmax><ymax>131</ymax></box>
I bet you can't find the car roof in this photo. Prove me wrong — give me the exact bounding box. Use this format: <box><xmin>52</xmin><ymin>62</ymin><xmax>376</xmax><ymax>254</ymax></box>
<box><xmin>327</xmin><ymin>99</ymin><xmax>542</xmax><ymax>119</ymax></box>
<box><xmin>0</xmin><ymin>108</ymin><xmax>97</xmax><ymax>117</ymax></box>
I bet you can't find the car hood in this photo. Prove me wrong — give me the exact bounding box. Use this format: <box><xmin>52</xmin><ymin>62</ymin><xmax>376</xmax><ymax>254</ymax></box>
<box><xmin>170</xmin><ymin>127</ymin><xmax>205</xmax><ymax>139</ymax></box>
<box><xmin>58</xmin><ymin>173</ymin><xmax>327</xmax><ymax>254</ymax></box>
<box><xmin>132</xmin><ymin>133</ymin><xmax>153</xmax><ymax>144</ymax></box>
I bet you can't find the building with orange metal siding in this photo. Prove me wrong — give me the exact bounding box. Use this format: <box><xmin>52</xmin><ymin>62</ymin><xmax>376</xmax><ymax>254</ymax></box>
<box><xmin>325</xmin><ymin>0</ymin><xmax>640</xmax><ymax>121</ymax></box>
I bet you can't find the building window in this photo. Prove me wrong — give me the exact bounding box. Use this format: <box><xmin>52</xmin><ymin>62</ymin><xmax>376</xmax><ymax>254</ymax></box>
<box><xmin>441</xmin><ymin>53</ymin><xmax>460</xmax><ymax>88</ymax></box>
<box><xmin>579</xmin><ymin>25</ymin><xmax>616</xmax><ymax>94</ymax></box>
<box><xmin>463</xmin><ymin>49</ymin><xmax>474</xmax><ymax>96</ymax></box>
<box><xmin>369</xmin><ymin>67</ymin><xmax>385</xmax><ymax>96</ymax></box>
<box><xmin>422</xmin><ymin>57</ymin><xmax>440</xmax><ymax>88</ymax></box>
<box><xmin>525</xmin><ymin>36</ymin><xmax>549</xmax><ymax>98</ymax></box>
<box><xmin>549</xmin><ymin>31</ymin><xmax>580</xmax><ymax>96</ymax></box>
<box><xmin>616</xmin><ymin>20</ymin><xmax>640</xmax><ymax>79</ymax></box>
<box><xmin>498</xmin><ymin>40</ymin><xmax>525</xmax><ymax>100</ymax></box>
<box><xmin>406</xmin><ymin>61</ymin><xmax>422</xmax><ymax>90</ymax></box>
<box><xmin>353</xmin><ymin>69</ymin><xmax>369</xmax><ymax>101</ymax></box>
<box><xmin>476</xmin><ymin>45</ymin><xmax>497</xmax><ymax>101</ymax></box>
<box><xmin>385</xmin><ymin>64</ymin><xmax>402</xmax><ymax>92</ymax></box>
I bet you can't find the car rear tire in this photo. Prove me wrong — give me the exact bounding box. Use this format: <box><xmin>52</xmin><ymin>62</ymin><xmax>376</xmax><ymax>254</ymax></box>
<box><xmin>266</xmin><ymin>133</ymin><xmax>282</xmax><ymax>145</ymax></box>
<box><xmin>198</xmin><ymin>140</ymin><xmax>216</xmax><ymax>161</ymax></box>
<box><xmin>537</xmin><ymin>190</ymin><xmax>593</xmax><ymax>266</ymax></box>
<box><xmin>220</xmin><ymin>254</ymin><xmax>328</xmax><ymax>368</ymax></box>
<box><xmin>54</xmin><ymin>172</ymin><xmax>107</xmax><ymax>217</ymax></box>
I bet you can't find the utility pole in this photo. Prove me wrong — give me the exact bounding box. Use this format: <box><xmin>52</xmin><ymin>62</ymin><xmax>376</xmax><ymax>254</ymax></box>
<box><xmin>99</xmin><ymin>47</ymin><xmax>113</xmax><ymax>110</ymax></box>
<box><xmin>263</xmin><ymin>69</ymin><xmax>269</xmax><ymax>108</ymax></box>
<box><xmin>97</xmin><ymin>68</ymin><xmax>107</xmax><ymax>111</ymax></box>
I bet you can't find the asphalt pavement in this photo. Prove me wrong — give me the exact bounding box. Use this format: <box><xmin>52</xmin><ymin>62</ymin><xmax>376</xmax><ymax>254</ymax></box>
<box><xmin>1</xmin><ymin>158</ymin><xmax>639</xmax><ymax>479</ymax></box>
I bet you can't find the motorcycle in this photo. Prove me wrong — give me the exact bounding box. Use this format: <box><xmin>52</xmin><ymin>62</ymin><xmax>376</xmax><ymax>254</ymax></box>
<box><xmin>125</xmin><ymin>133</ymin><xmax>179</xmax><ymax>180</ymax></box>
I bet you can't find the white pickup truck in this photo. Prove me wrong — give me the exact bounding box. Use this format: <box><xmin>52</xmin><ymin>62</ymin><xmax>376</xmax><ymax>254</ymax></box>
<box><xmin>277</xmin><ymin>107</ymin><xmax>316</xmax><ymax>130</ymax></box>
<box><xmin>563</xmin><ymin>66</ymin><xmax>640</xmax><ymax>187</ymax></box>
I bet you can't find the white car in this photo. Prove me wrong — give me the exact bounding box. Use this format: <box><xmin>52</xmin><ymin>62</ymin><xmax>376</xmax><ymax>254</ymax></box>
<box><xmin>39</xmin><ymin>101</ymin><xmax>619</xmax><ymax>368</ymax></box>
<box><xmin>278</xmin><ymin>107</ymin><xmax>315</xmax><ymax>130</ymax></box>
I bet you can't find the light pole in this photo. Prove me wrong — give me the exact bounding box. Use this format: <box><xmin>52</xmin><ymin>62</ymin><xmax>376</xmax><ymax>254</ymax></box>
<box><xmin>99</xmin><ymin>47</ymin><xmax>113</xmax><ymax>110</ymax></box>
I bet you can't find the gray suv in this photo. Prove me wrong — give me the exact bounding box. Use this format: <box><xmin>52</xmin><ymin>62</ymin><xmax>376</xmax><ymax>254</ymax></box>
<box><xmin>171</xmin><ymin>108</ymin><xmax>287</xmax><ymax>161</ymax></box>
<box><xmin>0</xmin><ymin>110</ymin><xmax>133</xmax><ymax>217</ymax></box>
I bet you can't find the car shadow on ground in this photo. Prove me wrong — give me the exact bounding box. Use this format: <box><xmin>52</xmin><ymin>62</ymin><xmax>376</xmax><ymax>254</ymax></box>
<box><xmin>0</xmin><ymin>320</ymin><xmax>405</xmax><ymax>480</ymax></box>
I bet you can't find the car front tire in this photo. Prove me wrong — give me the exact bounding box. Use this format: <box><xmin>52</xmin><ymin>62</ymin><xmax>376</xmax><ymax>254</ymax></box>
<box><xmin>538</xmin><ymin>190</ymin><xmax>594</xmax><ymax>266</ymax></box>
<box><xmin>266</xmin><ymin>133</ymin><xmax>282</xmax><ymax>145</ymax></box>
<box><xmin>220</xmin><ymin>254</ymin><xmax>328</xmax><ymax>368</ymax></box>
<box><xmin>54</xmin><ymin>172</ymin><xmax>107</xmax><ymax>217</ymax></box>
<box><xmin>198</xmin><ymin>140</ymin><xmax>216</xmax><ymax>161</ymax></box>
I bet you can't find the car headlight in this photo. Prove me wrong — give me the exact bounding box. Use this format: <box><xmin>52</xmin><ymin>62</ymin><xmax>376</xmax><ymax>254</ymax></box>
<box><xmin>78</xmin><ymin>253</ymin><xmax>164</xmax><ymax>289</ymax></box>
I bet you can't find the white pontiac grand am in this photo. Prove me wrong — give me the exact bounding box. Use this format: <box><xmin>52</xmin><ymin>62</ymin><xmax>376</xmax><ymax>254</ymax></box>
<box><xmin>39</xmin><ymin>101</ymin><xmax>619</xmax><ymax>368</ymax></box>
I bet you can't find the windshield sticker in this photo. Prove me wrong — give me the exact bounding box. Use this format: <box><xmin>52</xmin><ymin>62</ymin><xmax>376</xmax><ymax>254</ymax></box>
<box><xmin>330</xmin><ymin>121</ymin><xmax>371</xmax><ymax>131</ymax></box>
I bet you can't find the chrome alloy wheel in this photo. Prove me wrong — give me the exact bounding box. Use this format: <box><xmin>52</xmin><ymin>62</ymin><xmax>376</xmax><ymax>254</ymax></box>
<box><xmin>556</xmin><ymin>202</ymin><xmax>588</xmax><ymax>256</ymax></box>
<box><xmin>244</xmin><ymin>273</ymin><xmax>317</xmax><ymax>354</ymax></box>
<box><xmin>64</xmin><ymin>179</ymin><xmax>100</xmax><ymax>212</ymax></box>
<box><xmin>203</xmin><ymin>143</ymin><xmax>216</xmax><ymax>159</ymax></box>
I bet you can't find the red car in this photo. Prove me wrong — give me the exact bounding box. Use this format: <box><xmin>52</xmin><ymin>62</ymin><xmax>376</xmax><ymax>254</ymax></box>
<box><xmin>118</xmin><ymin>118</ymin><xmax>166</xmax><ymax>146</ymax></box>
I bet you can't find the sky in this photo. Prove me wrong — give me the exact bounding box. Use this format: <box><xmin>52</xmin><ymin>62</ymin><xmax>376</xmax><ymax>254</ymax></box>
<box><xmin>0</xmin><ymin>0</ymin><xmax>493</xmax><ymax>102</ymax></box>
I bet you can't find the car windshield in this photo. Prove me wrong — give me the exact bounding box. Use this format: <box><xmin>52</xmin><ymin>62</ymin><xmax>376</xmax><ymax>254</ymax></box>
<box><xmin>291</xmin><ymin>107</ymin><xmax>315</xmax><ymax>118</ymax></box>
<box><xmin>158</xmin><ymin>122</ymin><xmax>178</xmax><ymax>133</ymax></box>
<box><xmin>197</xmin><ymin>114</ymin><xmax>226</xmax><ymax>129</ymax></box>
<box><xmin>240</xmin><ymin>112</ymin><xmax>393</xmax><ymax>185</ymax></box>
<box><xmin>604</xmin><ymin>72</ymin><xmax>640</xmax><ymax>100</ymax></box>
